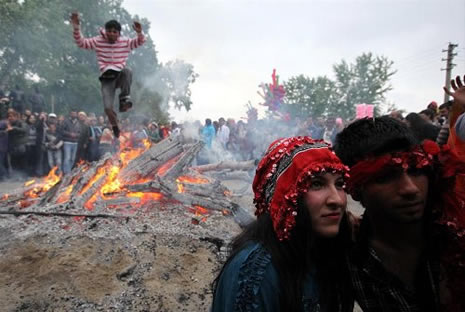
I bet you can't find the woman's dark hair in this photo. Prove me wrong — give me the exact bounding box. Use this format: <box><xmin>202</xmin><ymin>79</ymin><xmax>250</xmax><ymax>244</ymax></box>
<box><xmin>105</xmin><ymin>20</ymin><xmax>121</xmax><ymax>32</ymax></box>
<box><xmin>334</xmin><ymin>116</ymin><xmax>418</xmax><ymax>167</ymax></box>
<box><xmin>213</xmin><ymin>198</ymin><xmax>352</xmax><ymax>311</ymax></box>
<box><xmin>419</xmin><ymin>108</ymin><xmax>436</xmax><ymax>121</ymax></box>
<box><xmin>405</xmin><ymin>112</ymin><xmax>440</xmax><ymax>142</ymax></box>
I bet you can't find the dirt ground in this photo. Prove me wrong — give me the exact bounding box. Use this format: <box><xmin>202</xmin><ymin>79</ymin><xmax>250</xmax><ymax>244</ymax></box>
<box><xmin>0</xmin><ymin>177</ymin><xmax>362</xmax><ymax>312</ymax></box>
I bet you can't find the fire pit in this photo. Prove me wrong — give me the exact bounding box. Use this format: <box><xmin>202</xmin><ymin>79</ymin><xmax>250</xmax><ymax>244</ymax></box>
<box><xmin>0</xmin><ymin>134</ymin><xmax>254</xmax><ymax>311</ymax></box>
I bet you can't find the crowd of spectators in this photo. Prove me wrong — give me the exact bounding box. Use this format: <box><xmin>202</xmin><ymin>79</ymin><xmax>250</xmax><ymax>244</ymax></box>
<box><xmin>1</xmin><ymin>84</ymin><xmax>464</xmax><ymax>181</ymax></box>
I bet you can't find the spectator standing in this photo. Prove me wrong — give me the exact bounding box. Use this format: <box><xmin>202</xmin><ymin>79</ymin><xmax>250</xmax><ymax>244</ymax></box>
<box><xmin>147</xmin><ymin>121</ymin><xmax>161</xmax><ymax>143</ymax></box>
<box><xmin>62</xmin><ymin>110</ymin><xmax>81</xmax><ymax>173</ymax></box>
<box><xmin>0</xmin><ymin>119</ymin><xmax>8</xmax><ymax>180</ymax></box>
<box><xmin>201</xmin><ymin>118</ymin><xmax>215</xmax><ymax>148</ymax></box>
<box><xmin>436</xmin><ymin>101</ymin><xmax>453</xmax><ymax>145</ymax></box>
<box><xmin>76</xmin><ymin>112</ymin><xmax>90</xmax><ymax>163</ymax></box>
<box><xmin>25</xmin><ymin>114</ymin><xmax>39</xmax><ymax>176</ymax></box>
<box><xmin>87</xmin><ymin>116</ymin><xmax>102</xmax><ymax>162</ymax></box>
<box><xmin>44</xmin><ymin>123</ymin><xmax>63</xmax><ymax>173</ymax></box>
<box><xmin>98</xmin><ymin>126</ymin><xmax>114</xmax><ymax>158</ymax></box>
<box><xmin>216</xmin><ymin>117</ymin><xmax>230</xmax><ymax>149</ymax></box>
<box><xmin>7</xmin><ymin>110</ymin><xmax>28</xmax><ymax>176</ymax></box>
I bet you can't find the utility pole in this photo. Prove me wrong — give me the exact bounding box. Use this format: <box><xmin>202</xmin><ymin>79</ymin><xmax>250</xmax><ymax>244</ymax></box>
<box><xmin>442</xmin><ymin>42</ymin><xmax>458</xmax><ymax>103</ymax></box>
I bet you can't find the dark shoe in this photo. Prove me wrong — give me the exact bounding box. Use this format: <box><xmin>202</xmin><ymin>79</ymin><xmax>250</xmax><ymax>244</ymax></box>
<box><xmin>119</xmin><ymin>98</ymin><xmax>133</xmax><ymax>112</ymax></box>
<box><xmin>112</xmin><ymin>125</ymin><xmax>120</xmax><ymax>138</ymax></box>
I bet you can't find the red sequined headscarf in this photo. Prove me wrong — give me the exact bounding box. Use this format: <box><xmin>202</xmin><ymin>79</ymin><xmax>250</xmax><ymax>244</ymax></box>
<box><xmin>252</xmin><ymin>136</ymin><xmax>349</xmax><ymax>241</ymax></box>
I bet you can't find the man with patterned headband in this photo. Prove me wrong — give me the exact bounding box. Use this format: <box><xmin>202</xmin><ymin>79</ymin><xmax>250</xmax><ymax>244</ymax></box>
<box><xmin>212</xmin><ymin>136</ymin><xmax>354</xmax><ymax>311</ymax></box>
<box><xmin>334</xmin><ymin>109</ymin><xmax>465</xmax><ymax>310</ymax></box>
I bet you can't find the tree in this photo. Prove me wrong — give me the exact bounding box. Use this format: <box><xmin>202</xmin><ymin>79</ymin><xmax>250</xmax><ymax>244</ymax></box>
<box><xmin>279</xmin><ymin>53</ymin><xmax>395</xmax><ymax>121</ymax></box>
<box><xmin>282</xmin><ymin>75</ymin><xmax>338</xmax><ymax>119</ymax></box>
<box><xmin>332</xmin><ymin>52</ymin><xmax>396</xmax><ymax>120</ymax></box>
<box><xmin>0</xmin><ymin>0</ymin><xmax>196</xmax><ymax>121</ymax></box>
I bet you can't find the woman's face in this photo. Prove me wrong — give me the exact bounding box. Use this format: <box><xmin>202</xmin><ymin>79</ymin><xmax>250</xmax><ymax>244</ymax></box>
<box><xmin>303</xmin><ymin>173</ymin><xmax>347</xmax><ymax>238</ymax></box>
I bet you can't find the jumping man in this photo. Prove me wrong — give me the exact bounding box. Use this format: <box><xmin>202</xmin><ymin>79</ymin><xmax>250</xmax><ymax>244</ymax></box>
<box><xmin>70</xmin><ymin>12</ymin><xmax>145</xmax><ymax>138</ymax></box>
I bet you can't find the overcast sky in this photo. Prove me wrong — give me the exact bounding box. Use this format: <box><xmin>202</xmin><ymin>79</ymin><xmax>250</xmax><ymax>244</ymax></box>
<box><xmin>122</xmin><ymin>0</ymin><xmax>465</xmax><ymax>122</ymax></box>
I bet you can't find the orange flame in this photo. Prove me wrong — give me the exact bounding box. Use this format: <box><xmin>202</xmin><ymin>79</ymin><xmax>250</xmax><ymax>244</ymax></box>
<box><xmin>56</xmin><ymin>185</ymin><xmax>73</xmax><ymax>204</ymax></box>
<box><xmin>101</xmin><ymin>165</ymin><xmax>122</xmax><ymax>196</ymax></box>
<box><xmin>176</xmin><ymin>179</ymin><xmax>185</xmax><ymax>193</ymax></box>
<box><xmin>177</xmin><ymin>176</ymin><xmax>209</xmax><ymax>184</ymax></box>
<box><xmin>157</xmin><ymin>154</ymin><xmax>182</xmax><ymax>176</ymax></box>
<box><xmin>24</xmin><ymin>179</ymin><xmax>36</xmax><ymax>187</ymax></box>
<box><xmin>84</xmin><ymin>193</ymin><xmax>98</xmax><ymax>210</ymax></box>
<box><xmin>126</xmin><ymin>192</ymin><xmax>162</xmax><ymax>205</ymax></box>
<box><xmin>80</xmin><ymin>164</ymin><xmax>108</xmax><ymax>195</ymax></box>
<box><xmin>193</xmin><ymin>205</ymin><xmax>209</xmax><ymax>215</ymax></box>
<box><xmin>23</xmin><ymin>167</ymin><xmax>61</xmax><ymax>199</ymax></box>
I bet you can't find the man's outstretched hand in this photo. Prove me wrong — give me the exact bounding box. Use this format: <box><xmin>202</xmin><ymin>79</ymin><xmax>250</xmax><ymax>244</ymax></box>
<box><xmin>444</xmin><ymin>75</ymin><xmax>465</xmax><ymax>110</ymax></box>
<box><xmin>133</xmin><ymin>21</ymin><xmax>142</xmax><ymax>33</ymax></box>
<box><xmin>70</xmin><ymin>11</ymin><xmax>80</xmax><ymax>27</ymax></box>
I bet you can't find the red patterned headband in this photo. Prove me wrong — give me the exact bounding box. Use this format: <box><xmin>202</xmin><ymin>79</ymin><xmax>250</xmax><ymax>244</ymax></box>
<box><xmin>346</xmin><ymin>140</ymin><xmax>440</xmax><ymax>194</ymax></box>
<box><xmin>253</xmin><ymin>136</ymin><xmax>349</xmax><ymax>241</ymax></box>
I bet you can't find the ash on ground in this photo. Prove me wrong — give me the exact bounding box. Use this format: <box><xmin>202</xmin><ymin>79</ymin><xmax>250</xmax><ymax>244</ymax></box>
<box><xmin>0</xmin><ymin>178</ymin><xmax>254</xmax><ymax>312</ymax></box>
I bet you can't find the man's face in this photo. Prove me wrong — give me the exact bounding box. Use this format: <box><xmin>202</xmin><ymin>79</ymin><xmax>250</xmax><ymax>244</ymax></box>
<box><xmin>439</xmin><ymin>107</ymin><xmax>449</xmax><ymax>119</ymax></box>
<box><xmin>70</xmin><ymin>112</ymin><xmax>77</xmax><ymax>120</ymax></box>
<box><xmin>106</xmin><ymin>28</ymin><xmax>120</xmax><ymax>43</ymax></box>
<box><xmin>7</xmin><ymin>113</ymin><xmax>17</xmax><ymax>123</ymax></box>
<box><xmin>360</xmin><ymin>168</ymin><xmax>429</xmax><ymax>224</ymax></box>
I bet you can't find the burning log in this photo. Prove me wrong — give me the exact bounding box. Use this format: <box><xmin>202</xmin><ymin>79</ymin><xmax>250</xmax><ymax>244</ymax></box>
<box><xmin>191</xmin><ymin>159</ymin><xmax>256</xmax><ymax>173</ymax></box>
<box><xmin>161</xmin><ymin>141</ymin><xmax>204</xmax><ymax>179</ymax></box>
<box><xmin>119</xmin><ymin>136</ymin><xmax>184</xmax><ymax>182</ymax></box>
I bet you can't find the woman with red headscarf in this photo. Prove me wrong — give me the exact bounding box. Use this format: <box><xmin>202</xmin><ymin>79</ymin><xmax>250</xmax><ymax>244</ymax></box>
<box><xmin>212</xmin><ymin>137</ymin><xmax>353</xmax><ymax>312</ymax></box>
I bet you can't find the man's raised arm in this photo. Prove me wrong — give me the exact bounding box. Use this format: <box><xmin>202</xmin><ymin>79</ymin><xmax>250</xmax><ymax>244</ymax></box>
<box><xmin>128</xmin><ymin>21</ymin><xmax>146</xmax><ymax>50</ymax></box>
<box><xmin>70</xmin><ymin>11</ymin><xmax>97</xmax><ymax>50</ymax></box>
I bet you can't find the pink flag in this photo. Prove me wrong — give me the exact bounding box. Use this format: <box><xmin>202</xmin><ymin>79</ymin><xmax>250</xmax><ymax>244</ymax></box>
<box><xmin>365</xmin><ymin>105</ymin><xmax>374</xmax><ymax>118</ymax></box>
<box><xmin>355</xmin><ymin>104</ymin><xmax>366</xmax><ymax>119</ymax></box>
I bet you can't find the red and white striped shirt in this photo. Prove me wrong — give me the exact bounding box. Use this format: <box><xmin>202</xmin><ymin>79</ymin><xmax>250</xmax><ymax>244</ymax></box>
<box><xmin>73</xmin><ymin>26</ymin><xmax>146</xmax><ymax>73</ymax></box>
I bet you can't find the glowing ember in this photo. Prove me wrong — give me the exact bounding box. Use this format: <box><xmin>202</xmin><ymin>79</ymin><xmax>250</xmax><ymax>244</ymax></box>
<box><xmin>193</xmin><ymin>205</ymin><xmax>209</xmax><ymax>215</ymax></box>
<box><xmin>24</xmin><ymin>179</ymin><xmax>36</xmax><ymax>187</ymax></box>
<box><xmin>84</xmin><ymin>193</ymin><xmax>98</xmax><ymax>210</ymax></box>
<box><xmin>177</xmin><ymin>176</ymin><xmax>209</xmax><ymax>184</ymax></box>
<box><xmin>19</xmin><ymin>200</ymin><xmax>33</xmax><ymax>208</ymax></box>
<box><xmin>176</xmin><ymin>179</ymin><xmax>185</xmax><ymax>193</ymax></box>
<box><xmin>56</xmin><ymin>185</ymin><xmax>73</xmax><ymax>204</ymax></box>
<box><xmin>157</xmin><ymin>154</ymin><xmax>182</xmax><ymax>176</ymax></box>
<box><xmin>126</xmin><ymin>192</ymin><xmax>163</xmax><ymax>205</ymax></box>
<box><xmin>189</xmin><ymin>205</ymin><xmax>210</xmax><ymax>222</ymax></box>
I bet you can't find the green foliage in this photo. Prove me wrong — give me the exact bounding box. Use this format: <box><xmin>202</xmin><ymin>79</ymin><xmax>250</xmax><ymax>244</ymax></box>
<box><xmin>281</xmin><ymin>52</ymin><xmax>396</xmax><ymax>121</ymax></box>
<box><xmin>282</xmin><ymin>75</ymin><xmax>338</xmax><ymax>118</ymax></box>
<box><xmin>0</xmin><ymin>0</ymin><xmax>196</xmax><ymax>121</ymax></box>
<box><xmin>332</xmin><ymin>52</ymin><xmax>396</xmax><ymax>119</ymax></box>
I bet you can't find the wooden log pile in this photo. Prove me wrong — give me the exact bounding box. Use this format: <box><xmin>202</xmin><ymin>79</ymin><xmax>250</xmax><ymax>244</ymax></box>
<box><xmin>0</xmin><ymin>135</ymin><xmax>253</xmax><ymax>226</ymax></box>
